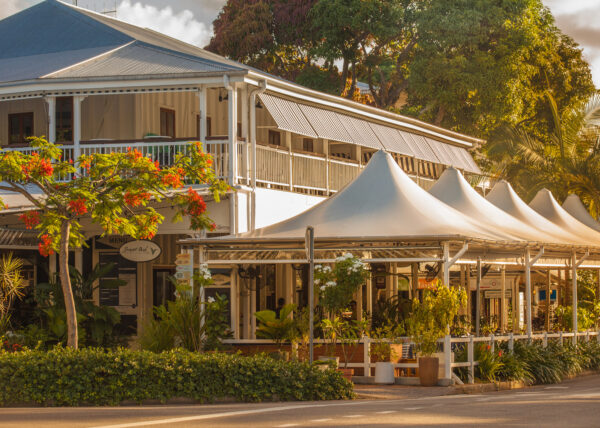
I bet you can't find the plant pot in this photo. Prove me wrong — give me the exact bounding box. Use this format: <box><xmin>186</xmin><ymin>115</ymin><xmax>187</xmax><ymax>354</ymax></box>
<box><xmin>418</xmin><ymin>356</ymin><xmax>439</xmax><ymax>387</ymax></box>
<box><xmin>318</xmin><ymin>356</ymin><xmax>339</xmax><ymax>368</ymax></box>
<box><xmin>374</xmin><ymin>361</ymin><xmax>395</xmax><ymax>384</ymax></box>
<box><xmin>338</xmin><ymin>367</ymin><xmax>354</xmax><ymax>381</ymax></box>
<box><xmin>389</xmin><ymin>344</ymin><xmax>403</xmax><ymax>363</ymax></box>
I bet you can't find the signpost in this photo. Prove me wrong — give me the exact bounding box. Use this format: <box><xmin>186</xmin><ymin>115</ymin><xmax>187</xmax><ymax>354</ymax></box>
<box><xmin>306</xmin><ymin>226</ymin><xmax>315</xmax><ymax>364</ymax></box>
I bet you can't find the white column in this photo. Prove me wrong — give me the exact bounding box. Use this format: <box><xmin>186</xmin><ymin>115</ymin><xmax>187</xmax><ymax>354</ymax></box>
<box><xmin>442</xmin><ymin>242</ymin><xmax>450</xmax><ymax>285</ymax></box>
<box><xmin>251</xmin><ymin>279</ymin><xmax>257</xmax><ymax>338</ymax></box>
<box><xmin>226</xmin><ymin>81</ymin><xmax>238</xmax><ymax>185</ymax></box>
<box><xmin>197</xmin><ymin>86</ymin><xmax>207</xmax><ymax>141</ymax></box>
<box><xmin>231</xmin><ymin>268</ymin><xmax>239</xmax><ymax>339</ymax></box>
<box><xmin>500</xmin><ymin>266</ymin><xmax>506</xmax><ymax>333</ymax></box>
<box><xmin>572</xmin><ymin>252</ymin><xmax>578</xmax><ymax>344</ymax></box>
<box><xmin>525</xmin><ymin>248</ymin><xmax>532</xmax><ymax>337</ymax></box>
<box><xmin>45</xmin><ymin>96</ymin><xmax>56</xmax><ymax>143</ymax></box>
<box><xmin>240</xmin><ymin>86</ymin><xmax>249</xmax><ymax>185</ymax></box>
<box><xmin>73</xmin><ymin>95</ymin><xmax>86</xmax><ymax>161</ymax></box>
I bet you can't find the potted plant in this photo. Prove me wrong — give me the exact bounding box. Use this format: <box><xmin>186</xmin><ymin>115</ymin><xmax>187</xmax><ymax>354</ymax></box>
<box><xmin>315</xmin><ymin>254</ymin><xmax>369</xmax><ymax>368</ymax></box>
<box><xmin>407</xmin><ymin>280</ymin><xmax>466</xmax><ymax>386</ymax></box>
<box><xmin>370</xmin><ymin>325</ymin><xmax>404</xmax><ymax>384</ymax></box>
<box><xmin>322</xmin><ymin>317</ymin><xmax>367</xmax><ymax>380</ymax></box>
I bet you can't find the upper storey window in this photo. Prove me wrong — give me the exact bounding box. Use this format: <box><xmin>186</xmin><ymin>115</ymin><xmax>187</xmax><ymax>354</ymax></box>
<box><xmin>56</xmin><ymin>97</ymin><xmax>73</xmax><ymax>142</ymax></box>
<box><xmin>8</xmin><ymin>112</ymin><xmax>33</xmax><ymax>145</ymax></box>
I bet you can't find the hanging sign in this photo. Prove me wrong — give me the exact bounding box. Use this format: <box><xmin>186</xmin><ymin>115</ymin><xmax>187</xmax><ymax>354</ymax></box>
<box><xmin>119</xmin><ymin>240</ymin><xmax>162</xmax><ymax>262</ymax></box>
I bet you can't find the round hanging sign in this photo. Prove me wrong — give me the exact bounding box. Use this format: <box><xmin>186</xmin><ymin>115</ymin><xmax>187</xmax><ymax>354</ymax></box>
<box><xmin>119</xmin><ymin>240</ymin><xmax>162</xmax><ymax>262</ymax></box>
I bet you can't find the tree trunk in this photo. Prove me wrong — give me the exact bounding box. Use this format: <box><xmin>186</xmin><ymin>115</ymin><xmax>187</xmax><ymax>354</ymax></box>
<box><xmin>59</xmin><ymin>221</ymin><xmax>78</xmax><ymax>348</ymax></box>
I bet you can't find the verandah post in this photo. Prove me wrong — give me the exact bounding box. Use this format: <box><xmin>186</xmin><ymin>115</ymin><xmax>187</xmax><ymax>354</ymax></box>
<box><xmin>444</xmin><ymin>335</ymin><xmax>452</xmax><ymax>381</ymax></box>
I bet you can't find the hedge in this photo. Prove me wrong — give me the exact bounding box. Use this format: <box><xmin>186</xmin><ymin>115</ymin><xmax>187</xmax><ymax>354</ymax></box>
<box><xmin>0</xmin><ymin>348</ymin><xmax>354</xmax><ymax>406</ymax></box>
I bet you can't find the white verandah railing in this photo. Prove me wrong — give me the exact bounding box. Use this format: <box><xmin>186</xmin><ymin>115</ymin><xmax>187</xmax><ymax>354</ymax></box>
<box><xmin>224</xmin><ymin>331</ymin><xmax>600</xmax><ymax>384</ymax></box>
<box><xmin>4</xmin><ymin>140</ymin><xmax>437</xmax><ymax>192</ymax></box>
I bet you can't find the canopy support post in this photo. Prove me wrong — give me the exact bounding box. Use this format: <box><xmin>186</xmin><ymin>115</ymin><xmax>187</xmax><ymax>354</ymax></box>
<box><xmin>500</xmin><ymin>266</ymin><xmax>506</xmax><ymax>334</ymax></box>
<box><xmin>443</xmin><ymin>242</ymin><xmax>468</xmax><ymax>286</ymax></box>
<box><xmin>306</xmin><ymin>226</ymin><xmax>315</xmax><ymax>363</ymax></box>
<box><xmin>525</xmin><ymin>247</ymin><xmax>544</xmax><ymax>338</ymax></box>
<box><xmin>476</xmin><ymin>257</ymin><xmax>481</xmax><ymax>336</ymax></box>
<box><xmin>572</xmin><ymin>250</ymin><xmax>589</xmax><ymax>345</ymax></box>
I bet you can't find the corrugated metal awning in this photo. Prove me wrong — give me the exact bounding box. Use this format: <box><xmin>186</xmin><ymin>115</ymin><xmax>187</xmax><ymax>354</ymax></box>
<box><xmin>259</xmin><ymin>93</ymin><xmax>318</xmax><ymax>138</ymax></box>
<box><xmin>369</xmin><ymin>123</ymin><xmax>414</xmax><ymax>157</ymax></box>
<box><xmin>426</xmin><ymin>138</ymin><xmax>481</xmax><ymax>174</ymax></box>
<box><xmin>260</xmin><ymin>93</ymin><xmax>480</xmax><ymax>172</ymax></box>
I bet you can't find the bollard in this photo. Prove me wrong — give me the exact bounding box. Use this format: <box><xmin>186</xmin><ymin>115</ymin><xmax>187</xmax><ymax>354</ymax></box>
<box><xmin>490</xmin><ymin>334</ymin><xmax>495</xmax><ymax>353</ymax></box>
<box><xmin>508</xmin><ymin>333</ymin><xmax>514</xmax><ymax>353</ymax></box>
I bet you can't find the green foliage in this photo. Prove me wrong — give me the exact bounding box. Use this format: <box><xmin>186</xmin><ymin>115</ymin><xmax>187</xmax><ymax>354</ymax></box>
<box><xmin>315</xmin><ymin>254</ymin><xmax>368</xmax><ymax>316</ymax></box>
<box><xmin>0</xmin><ymin>254</ymin><xmax>27</xmax><ymax>335</ymax></box>
<box><xmin>406</xmin><ymin>281</ymin><xmax>466</xmax><ymax>356</ymax></box>
<box><xmin>0</xmin><ymin>137</ymin><xmax>227</xmax><ymax>348</ymax></box>
<box><xmin>321</xmin><ymin>317</ymin><xmax>368</xmax><ymax>367</ymax></box>
<box><xmin>370</xmin><ymin>324</ymin><xmax>405</xmax><ymax>362</ymax></box>
<box><xmin>371</xmin><ymin>294</ymin><xmax>411</xmax><ymax>332</ymax></box>
<box><xmin>34</xmin><ymin>264</ymin><xmax>124</xmax><ymax>348</ymax></box>
<box><xmin>139</xmin><ymin>270</ymin><xmax>232</xmax><ymax>352</ymax></box>
<box><xmin>255</xmin><ymin>303</ymin><xmax>297</xmax><ymax>348</ymax></box>
<box><xmin>556</xmin><ymin>305</ymin><xmax>596</xmax><ymax>332</ymax></box>
<box><xmin>0</xmin><ymin>348</ymin><xmax>354</xmax><ymax>405</ymax></box>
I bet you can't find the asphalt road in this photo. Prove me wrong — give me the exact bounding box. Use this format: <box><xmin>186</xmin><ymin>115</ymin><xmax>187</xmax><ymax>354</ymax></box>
<box><xmin>2</xmin><ymin>375</ymin><xmax>600</xmax><ymax>428</ymax></box>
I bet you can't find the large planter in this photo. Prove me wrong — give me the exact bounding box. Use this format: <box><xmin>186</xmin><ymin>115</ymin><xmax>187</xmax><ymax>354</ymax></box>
<box><xmin>374</xmin><ymin>362</ymin><xmax>395</xmax><ymax>384</ymax></box>
<box><xmin>338</xmin><ymin>367</ymin><xmax>354</xmax><ymax>381</ymax></box>
<box><xmin>318</xmin><ymin>356</ymin><xmax>340</xmax><ymax>368</ymax></box>
<box><xmin>418</xmin><ymin>356</ymin><xmax>439</xmax><ymax>387</ymax></box>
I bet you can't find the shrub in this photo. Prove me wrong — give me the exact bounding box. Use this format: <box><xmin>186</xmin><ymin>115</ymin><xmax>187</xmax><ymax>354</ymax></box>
<box><xmin>0</xmin><ymin>347</ymin><xmax>354</xmax><ymax>406</ymax></box>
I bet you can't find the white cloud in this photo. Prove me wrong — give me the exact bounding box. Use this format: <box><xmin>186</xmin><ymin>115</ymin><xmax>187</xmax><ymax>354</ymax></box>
<box><xmin>116</xmin><ymin>0</ymin><xmax>213</xmax><ymax>47</ymax></box>
<box><xmin>0</xmin><ymin>0</ymin><xmax>41</xmax><ymax>20</ymax></box>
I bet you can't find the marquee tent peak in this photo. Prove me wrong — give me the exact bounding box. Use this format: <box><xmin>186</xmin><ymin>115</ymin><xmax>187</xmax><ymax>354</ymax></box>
<box><xmin>529</xmin><ymin>189</ymin><xmax>600</xmax><ymax>245</ymax></box>
<box><xmin>563</xmin><ymin>194</ymin><xmax>600</xmax><ymax>233</ymax></box>
<box><xmin>429</xmin><ymin>167</ymin><xmax>558</xmax><ymax>243</ymax></box>
<box><xmin>233</xmin><ymin>150</ymin><xmax>515</xmax><ymax>242</ymax></box>
<box><xmin>485</xmin><ymin>181</ymin><xmax>588</xmax><ymax>245</ymax></box>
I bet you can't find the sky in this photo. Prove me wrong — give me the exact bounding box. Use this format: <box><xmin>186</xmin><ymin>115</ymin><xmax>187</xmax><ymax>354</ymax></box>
<box><xmin>2</xmin><ymin>0</ymin><xmax>600</xmax><ymax>87</ymax></box>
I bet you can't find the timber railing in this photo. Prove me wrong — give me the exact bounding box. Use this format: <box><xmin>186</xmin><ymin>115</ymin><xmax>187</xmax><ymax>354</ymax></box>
<box><xmin>224</xmin><ymin>331</ymin><xmax>600</xmax><ymax>384</ymax></box>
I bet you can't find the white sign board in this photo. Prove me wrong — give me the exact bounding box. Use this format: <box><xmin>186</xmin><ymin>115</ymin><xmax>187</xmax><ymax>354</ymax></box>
<box><xmin>119</xmin><ymin>240</ymin><xmax>161</xmax><ymax>263</ymax></box>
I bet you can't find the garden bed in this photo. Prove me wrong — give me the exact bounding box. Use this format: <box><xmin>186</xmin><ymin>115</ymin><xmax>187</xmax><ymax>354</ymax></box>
<box><xmin>0</xmin><ymin>348</ymin><xmax>354</xmax><ymax>406</ymax></box>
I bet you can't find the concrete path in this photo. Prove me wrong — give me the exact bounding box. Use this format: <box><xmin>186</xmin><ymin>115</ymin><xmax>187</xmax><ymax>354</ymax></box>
<box><xmin>1</xmin><ymin>375</ymin><xmax>599</xmax><ymax>427</ymax></box>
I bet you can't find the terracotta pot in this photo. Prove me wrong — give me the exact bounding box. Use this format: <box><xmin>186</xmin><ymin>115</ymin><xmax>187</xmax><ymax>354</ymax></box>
<box><xmin>338</xmin><ymin>368</ymin><xmax>354</xmax><ymax>381</ymax></box>
<box><xmin>389</xmin><ymin>344</ymin><xmax>403</xmax><ymax>363</ymax></box>
<box><xmin>418</xmin><ymin>356</ymin><xmax>439</xmax><ymax>387</ymax></box>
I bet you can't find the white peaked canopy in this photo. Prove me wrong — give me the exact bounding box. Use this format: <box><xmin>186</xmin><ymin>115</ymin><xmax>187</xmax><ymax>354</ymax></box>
<box><xmin>529</xmin><ymin>189</ymin><xmax>600</xmax><ymax>245</ymax></box>
<box><xmin>238</xmin><ymin>151</ymin><xmax>514</xmax><ymax>242</ymax></box>
<box><xmin>485</xmin><ymin>181</ymin><xmax>587</xmax><ymax>245</ymax></box>
<box><xmin>562</xmin><ymin>194</ymin><xmax>600</xmax><ymax>233</ymax></box>
<box><xmin>429</xmin><ymin>168</ymin><xmax>559</xmax><ymax>243</ymax></box>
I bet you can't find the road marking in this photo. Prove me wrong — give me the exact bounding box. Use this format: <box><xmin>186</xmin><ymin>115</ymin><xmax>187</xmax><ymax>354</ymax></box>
<box><xmin>89</xmin><ymin>401</ymin><xmax>374</xmax><ymax>428</ymax></box>
<box><xmin>545</xmin><ymin>386</ymin><xmax>569</xmax><ymax>389</ymax></box>
<box><xmin>404</xmin><ymin>407</ymin><xmax>424</xmax><ymax>410</ymax></box>
<box><xmin>275</xmin><ymin>424</ymin><xmax>299</xmax><ymax>427</ymax></box>
<box><xmin>376</xmin><ymin>411</ymin><xmax>397</xmax><ymax>414</ymax></box>
<box><xmin>476</xmin><ymin>397</ymin><xmax>494</xmax><ymax>402</ymax></box>
<box><xmin>311</xmin><ymin>419</ymin><xmax>333</xmax><ymax>422</ymax></box>
<box><xmin>344</xmin><ymin>414</ymin><xmax>363</xmax><ymax>418</ymax></box>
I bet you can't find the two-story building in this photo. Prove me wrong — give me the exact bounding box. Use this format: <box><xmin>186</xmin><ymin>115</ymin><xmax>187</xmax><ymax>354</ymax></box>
<box><xmin>0</xmin><ymin>0</ymin><xmax>484</xmax><ymax>339</ymax></box>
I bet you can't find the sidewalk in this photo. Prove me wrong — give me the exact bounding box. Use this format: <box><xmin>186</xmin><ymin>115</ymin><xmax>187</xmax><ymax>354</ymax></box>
<box><xmin>353</xmin><ymin>380</ymin><xmax>528</xmax><ymax>400</ymax></box>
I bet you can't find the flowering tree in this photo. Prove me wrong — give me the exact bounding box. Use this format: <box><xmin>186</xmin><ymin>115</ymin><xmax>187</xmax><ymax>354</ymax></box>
<box><xmin>315</xmin><ymin>253</ymin><xmax>368</xmax><ymax>316</ymax></box>
<box><xmin>0</xmin><ymin>137</ymin><xmax>228</xmax><ymax>348</ymax></box>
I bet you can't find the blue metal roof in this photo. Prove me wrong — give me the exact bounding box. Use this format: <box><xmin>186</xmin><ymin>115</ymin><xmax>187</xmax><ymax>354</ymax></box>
<box><xmin>0</xmin><ymin>0</ymin><xmax>132</xmax><ymax>59</ymax></box>
<box><xmin>0</xmin><ymin>0</ymin><xmax>242</xmax><ymax>85</ymax></box>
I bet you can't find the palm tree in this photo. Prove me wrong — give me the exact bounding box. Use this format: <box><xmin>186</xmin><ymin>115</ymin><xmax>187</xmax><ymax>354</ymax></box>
<box><xmin>0</xmin><ymin>253</ymin><xmax>26</xmax><ymax>333</ymax></box>
<box><xmin>485</xmin><ymin>92</ymin><xmax>600</xmax><ymax>217</ymax></box>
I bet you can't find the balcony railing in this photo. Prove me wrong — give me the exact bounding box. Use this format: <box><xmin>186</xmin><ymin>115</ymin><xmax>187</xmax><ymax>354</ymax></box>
<box><xmin>2</xmin><ymin>140</ymin><xmax>437</xmax><ymax>193</ymax></box>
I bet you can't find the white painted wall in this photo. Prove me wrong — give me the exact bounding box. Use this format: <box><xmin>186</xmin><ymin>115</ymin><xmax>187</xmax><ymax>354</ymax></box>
<box><xmin>253</xmin><ymin>187</ymin><xmax>325</xmax><ymax>229</ymax></box>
